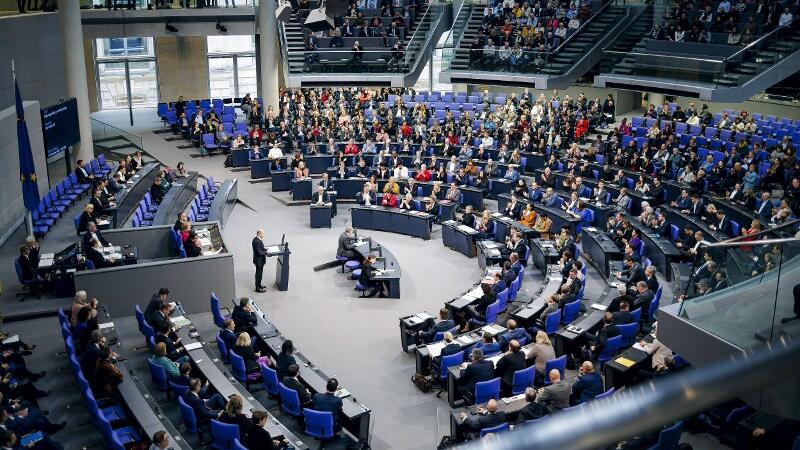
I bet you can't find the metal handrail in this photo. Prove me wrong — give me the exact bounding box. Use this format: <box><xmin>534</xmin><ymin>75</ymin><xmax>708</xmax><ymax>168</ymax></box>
<box><xmin>724</xmin><ymin>22</ymin><xmax>792</xmax><ymax>62</ymax></box>
<box><xmin>603</xmin><ymin>50</ymin><xmax>727</xmax><ymax>63</ymax></box>
<box><xmin>462</xmin><ymin>337</ymin><xmax>800</xmax><ymax>450</ymax></box>
<box><xmin>717</xmin><ymin>218</ymin><xmax>800</xmax><ymax>245</ymax></box>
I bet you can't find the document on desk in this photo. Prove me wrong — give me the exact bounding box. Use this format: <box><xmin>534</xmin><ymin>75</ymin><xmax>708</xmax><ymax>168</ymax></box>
<box><xmin>614</xmin><ymin>356</ymin><xmax>636</xmax><ymax>368</ymax></box>
<box><xmin>591</xmin><ymin>303</ymin><xmax>608</xmax><ymax>311</ymax></box>
<box><xmin>427</xmin><ymin>342</ymin><xmax>446</xmax><ymax>358</ymax></box>
<box><xmin>491</xmin><ymin>213</ymin><xmax>502</xmax><ymax>218</ymax></box>
<box><xmin>97</xmin><ymin>218</ymin><xmax>110</xmax><ymax>226</ymax></box>
<box><xmin>483</xmin><ymin>242</ymin><xmax>498</xmax><ymax>249</ymax></box>
<box><xmin>98</xmin><ymin>322</ymin><xmax>115</xmax><ymax>330</ymax></box>
<box><xmin>632</xmin><ymin>342</ymin><xmax>648</xmax><ymax>352</ymax></box>
<box><xmin>457</xmin><ymin>225</ymin><xmax>478</xmax><ymax>234</ymax></box>
<box><xmin>464</xmin><ymin>286</ymin><xmax>484</xmax><ymax>299</ymax></box>
<box><xmin>584</xmin><ymin>227</ymin><xmax>598</xmax><ymax>232</ymax></box>
<box><xmin>456</xmin><ymin>336</ymin><xmax>473</xmax><ymax>346</ymax></box>
<box><xmin>502</xmin><ymin>393</ymin><xmax>525</xmax><ymax>404</ymax></box>
<box><xmin>266</xmin><ymin>245</ymin><xmax>281</xmax><ymax>254</ymax></box>
<box><xmin>183</xmin><ymin>342</ymin><xmax>204</xmax><ymax>351</ymax></box>
<box><xmin>1</xmin><ymin>335</ymin><xmax>19</xmax><ymax>345</ymax></box>
<box><xmin>416</xmin><ymin>312</ymin><xmax>433</xmax><ymax>322</ymax></box>
<box><xmin>170</xmin><ymin>316</ymin><xmax>191</xmax><ymax>329</ymax></box>
<box><xmin>608</xmin><ymin>281</ymin><xmax>621</xmax><ymax>288</ymax></box>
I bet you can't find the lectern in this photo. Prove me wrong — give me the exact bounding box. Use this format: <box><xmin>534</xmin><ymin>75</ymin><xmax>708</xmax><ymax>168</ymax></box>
<box><xmin>267</xmin><ymin>241</ymin><xmax>290</xmax><ymax>291</ymax></box>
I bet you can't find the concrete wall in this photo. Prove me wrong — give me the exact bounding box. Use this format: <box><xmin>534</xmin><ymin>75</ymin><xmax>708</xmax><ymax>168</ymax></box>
<box><xmin>0</xmin><ymin>13</ymin><xmax>67</xmax><ymax>112</ymax></box>
<box><xmin>155</xmin><ymin>36</ymin><xmax>210</xmax><ymax>102</ymax></box>
<box><xmin>0</xmin><ymin>101</ymin><xmax>50</xmax><ymax>245</ymax></box>
<box><xmin>84</xmin><ymin>39</ymin><xmax>99</xmax><ymax>112</ymax></box>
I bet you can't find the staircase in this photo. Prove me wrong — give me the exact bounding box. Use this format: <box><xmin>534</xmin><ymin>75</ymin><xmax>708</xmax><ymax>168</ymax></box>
<box><xmin>721</xmin><ymin>27</ymin><xmax>800</xmax><ymax>87</ymax></box>
<box><xmin>596</xmin><ymin>3</ymin><xmax>654</xmax><ymax>74</ymax></box>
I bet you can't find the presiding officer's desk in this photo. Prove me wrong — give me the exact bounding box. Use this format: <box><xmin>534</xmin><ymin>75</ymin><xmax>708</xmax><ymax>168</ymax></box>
<box><xmin>581</xmin><ymin>228</ymin><xmax>623</xmax><ymax>278</ymax></box>
<box><xmin>239</xmin><ymin>300</ymin><xmax>372</xmax><ymax>445</ymax></box>
<box><xmin>447</xmin><ymin>343</ymin><xmax>536</xmax><ymax>406</ymax></box>
<box><xmin>151</xmin><ymin>171</ymin><xmax>199</xmax><ymax>226</ymax></box>
<box><xmin>98</xmin><ymin>316</ymin><xmax>190</xmax><ymax>449</ymax></box>
<box><xmin>414</xmin><ymin>323</ymin><xmax>507</xmax><ymax>376</ymax></box>
<box><xmin>353</xmin><ymin>238</ymin><xmax>402</xmax><ymax>298</ymax></box>
<box><xmin>441</xmin><ymin>220</ymin><xmax>479</xmax><ymax>257</ymax></box>
<box><xmin>174</xmin><ymin>316</ymin><xmax>308</xmax><ymax>449</ymax></box>
<box><xmin>350</xmin><ymin>205</ymin><xmax>433</xmax><ymax>240</ymax></box>
<box><xmin>112</xmin><ymin>162</ymin><xmax>162</xmax><ymax>227</ymax></box>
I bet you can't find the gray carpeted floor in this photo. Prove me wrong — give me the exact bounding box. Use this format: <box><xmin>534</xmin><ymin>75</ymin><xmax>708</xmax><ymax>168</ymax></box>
<box><xmin>0</xmin><ymin>107</ymin><xmax>731</xmax><ymax>450</ymax></box>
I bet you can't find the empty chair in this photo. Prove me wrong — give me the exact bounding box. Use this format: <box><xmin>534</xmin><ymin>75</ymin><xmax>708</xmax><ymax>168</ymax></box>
<box><xmin>542</xmin><ymin>355</ymin><xmax>567</xmax><ymax>386</ymax></box>
<box><xmin>617</xmin><ymin>323</ymin><xmax>638</xmax><ymax>348</ymax></box>
<box><xmin>646</xmin><ymin>421</ymin><xmax>684</xmax><ymax>450</ymax></box>
<box><xmin>260</xmin><ymin>363</ymin><xmax>280</xmax><ymax>397</ymax></box>
<box><xmin>437</xmin><ymin>351</ymin><xmax>465</xmax><ymax>397</ymax></box>
<box><xmin>210</xmin><ymin>419</ymin><xmax>239</xmax><ymax>449</ymax></box>
<box><xmin>148</xmin><ymin>359</ymin><xmax>168</xmax><ymax>391</ymax></box>
<box><xmin>474</xmin><ymin>377</ymin><xmax>501</xmax><ymax>404</ymax></box>
<box><xmin>303</xmin><ymin>408</ymin><xmax>336</xmax><ymax>446</ymax></box>
<box><xmin>210</xmin><ymin>292</ymin><xmax>231</xmax><ymax>328</ymax></box>
<box><xmin>562</xmin><ymin>299</ymin><xmax>581</xmax><ymax>324</ymax></box>
<box><xmin>278</xmin><ymin>382</ymin><xmax>303</xmax><ymax>418</ymax></box>
<box><xmin>511</xmin><ymin>366</ymin><xmax>536</xmax><ymax>395</ymax></box>
<box><xmin>598</xmin><ymin>335</ymin><xmax>623</xmax><ymax>366</ymax></box>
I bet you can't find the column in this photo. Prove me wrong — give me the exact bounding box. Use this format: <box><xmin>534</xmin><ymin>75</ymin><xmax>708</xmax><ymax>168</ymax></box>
<box><xmin>648</xmin><ymin>93</ymin><xmax>666</xmax><ymax>108</ymax></box>
<box><xmin>59</xmin><ymin>0</ymin><xmax>94</xmax><ymax>162</ymax></box>
<box><xmin>258</xmin><ymin>0</ymin><xmax>280</xmax><ymax>111</ymax></box>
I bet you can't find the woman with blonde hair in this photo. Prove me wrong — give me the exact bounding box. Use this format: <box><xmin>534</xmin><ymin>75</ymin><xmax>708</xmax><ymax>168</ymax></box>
<box><xmin>526</xmin><ymin>331</ymin><xmax>556</xmax><ymax>374</ymax></box>
<box><xmin>232</xmin><ymin>332</ymin><xmax>270</xmax><ymax>376</ymax></box>
<box><xmin>218</xmin><ymin>394</ymin><xmax>253</xmax><ymax>439</ymax></box>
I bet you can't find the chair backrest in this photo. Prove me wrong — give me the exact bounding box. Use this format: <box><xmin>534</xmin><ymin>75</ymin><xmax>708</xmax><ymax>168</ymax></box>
<box><xmin>543</xmin><ymin>355</ymin><xmax>567</xmax><ymax>385</ymax></box>
<box><xmin>485</xmin><ymin>300</ymin><xmax>500</xmax><ymax>324</ymax></box>
<box><xmin>474</xmin><ymin>377</ymin><xmax>501</xmax><ymax>404</ymax></box>
<box><xmin>594</xmin><ymin>387</ymin><xmax>615</xmax><ymax>401</ymax></box>
<box><xmin>228</xmin><ymin>350</ymin><xmax>246</xmax><ymax>382</ymax></box>
<box><xmin>562</xmin><ymin>299</ymin><xmax>581</xmax><ymax>324</ymax></box>
<box><xmin>630</xmin><ymin>308</ymin><xmax>642</xmax><ymax>324</ymax></box>
<box><xmin>598</xmin><ymin>335</ymin><xmax>622</xmax><ymax>362</ymax></box>
<box><xmin>216</xmin><ymin>332</ymin><xmax>230</xmax><ymax>363</ymax></box>
<box><xmin>496</xmin><ymin>288</ymin><xmax>509</xmax><ymax>311</ymax></box>
<box><xmin>653</xmin><ymin>421</ymin><xmax>684</xmax><ymax>450</ymax></box>
<box><xmin>303</xmin><ymin>408</ymin><xmax>335</xmax><ymax>439</ymax></box>
<box><xmin>211</xmin><ymin>419</ymin><xmax>240</xmax><ymax>447</ymax></box>
<box><xmin>509</xmin><ymin>277</ymin><xmax>521</xmax><ymax>300</ymax></box>
<box><xmin>511</xmin><ymin>366</ymin><xmax>536</xmax><ymax>395</ymax></box>
<box><xmin>278</xmin><ymin>382</ymin><xmax>302</xmax><ymax>417</ymax></box>
<box><xmin>232</xmin><ymin>438</ymin><xmax>248</xmax><ymax>450</ymax></box>
<box><xmin>648</xmin><ymin>287</ymin><xmax>662</xmax><ymax>322</ymax></box>
<box><xmin>169</xmin><ymin>381</ymin><xmax>189</xmax><ymax>399</ymax></box>
<box><xmin>479</xmin><ymin>422</ymin><xmax>509</xmax><ymax>437</ymax></box>
<box><xmin>617</xmin><ymin>323</ymin><xmax>638</xmax><ymax>347</ymax></box>
<box><xmin>544</xmin><ymin>309</ymin><xmax>561</xmax><ymax>334</ymax></box>
<box><xmin>261</xmin><ymin>363</ymin><xmax>280</xmax><ymax>396</ymax></box>
<box><xmin>210</xmin><ymin>292</ymin><xmax>225</xmax><ymax>328</ymax></box>
<box><xmin>440</xmin><ymin>351</ymin><xmax>465</xmax><ymax>380</ymax></box>
<box><xmin>147</xmin><ymin>359</ymin><xmax>168</xmax><ymax>391</ymax></box>
<box><xmin>134</xmin><ymin>304</ymin><xmax>146</xmax><ymax>328</ymax></box>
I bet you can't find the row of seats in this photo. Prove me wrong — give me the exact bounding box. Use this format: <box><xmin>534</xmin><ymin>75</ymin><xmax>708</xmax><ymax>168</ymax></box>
<box><xmin>35</xmin><ymin>156</ymin><xmax>113</xmax><ymax>237</ymax></box>
<box><xmin>57</xmin><ymin>309</ymin><xmax>143</xmax><ymax>450</ymax></box>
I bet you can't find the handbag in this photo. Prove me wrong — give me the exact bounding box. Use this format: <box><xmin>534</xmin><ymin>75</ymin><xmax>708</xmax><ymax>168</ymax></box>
<box><xmin>412</xmin><ymin>373</ymin><xmax>431</xmax><ymax>393</ymax></box>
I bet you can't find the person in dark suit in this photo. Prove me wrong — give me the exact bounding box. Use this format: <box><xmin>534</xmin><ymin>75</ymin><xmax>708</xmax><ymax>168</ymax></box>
<box><xmin>417</xmin><ymin>308</ymin><xmax>455</xmax><ymax>344</ymax></box>
<box><xmin>312</xmin><ymin>185</ymin><xmax>330</xmax><ymax>205</ymax></box>
<box><xmin>457</xmin><ymin>348</ymin><xmax>494</xmax><ymax>401</ymax></box>
<box><xmin>632</xmin><ymin>282</ymin><xmax>655</xmax><ymax>312</ymax></box>
<box><xmin>145</xmin><ymin>288</ymin><xmax>172</xmax><ymax>326</ymax></box>
<box><xmin>584</xmin><ymin>312</ymin><xmax>619</xmax><ymax>357</ymax></box>
<box><xmin>220</xmin><ymin>319</ymin><xmax>237</xmax><ymax>351</ymax></box>
<box><xmin>504</xmin><ymin>193</ymin><xmax>522</xmax><ymax>220</ymax></box>
<box><xmin>685</xmin><ymin>194</ymin><xmax>704</xmax><ymax>216</ymax></box>
<box><xmin>282</xmin><ymin>364</ymin><xmax>311</xmax><ymax>405</ymax></box>
<box><xmin>252</xmin><ymin>229</ymin><xmax>267</xmax><ymax>292</ymax></box>
<box><xmin>498</xmin><ymin>320</ymin><xmax>531</xmax><ymax>351</ymax></box>
<box><xmin>464</xmin><ymin>284</ymin><xmax>496</xmax><ymax>321</ymax></box>
<box><xmin>85</xmin><ymin>239</ymin><xmax>119</xmax><ymax>269</ymax></box>
<box><xmin>312</xmin><ymin>378</ymin><xmax>343</xmax><ymax>428</ymax></box>
<box><xmin>616</xmin><ymin>257</ymin><xmax>645</xmax><ymax>288</ymax></box>
<box><xmin>337</xmin><ymin>227</ymin><xmax>362</xmax><ymax>262</ymax></box>
<box><xmin>74</xmin><ymin>159</ymin><xmax>96</xmax><ymax>188</ymax></box>
<box><xmin>460</xmin><ymin>205</ymin><xmax>476</xmax><ymax>228</ymax></box>
<box><xmin>612</xmin><ymin>301</ymin><xmax>634</xmax><ymax>325</ymax></box>
<box><xmin>81</xmin><ymin>330</ymin><xmax>112</xmax><ymax>382</ymax></box>
<box><xmin>358</xmin><ymin>254</ymin><xmax>388</xmax><ymax>298</ymax></box>
<box><xmin>643</xmin><ymin>266</ymin><xmax>660</xmax><ymax>294</ymax></box>
<box><xmin>231</xmin><ymin>297</ymin><xmax>258</xmax><ymax>335</ymax></box>
<box><xmin>274</xmin><ymin>340</ymin><xmax>296</xmax><ymax>381</ymax></box>
<box><xmin>570</xmin><ymin>361</ymin><xmax>604</xmax><ymax>405</ymax></box>
<box><xmin>184</xmin><ymin>235</ymin><xmax>203</xmax><ymax>258</ymax></box>
<box><xmin>154</xmin><ymin>328</ymin><xmax>187</xmax><ymax>363</ymax></box>
<box><xmin>16</xmin><ymin>246</ymin><xmax>41</xmax><ymax>288</ymax></box>
<box><xmin>515</xmin><ymin>388</ymin><xmax>550</xmax><ymax>424</ymax></box>
<box><xmin>244</xmin><ymin>410</ymin><xmax>290</xmax><ymax>450</ymax></box>
<box><xmin>458</xmin><ymin>399</ymin><xmax>507</xmax><ymax>436</ymax></box>
<box><xmin>217</xmin><ymin>394</ymin><xmax>253</xmax><ymax>440</ymax></box>
<box><xmin>150</xmin><ymin>303</ymin><xmax>173</xmax><ymax>335</ymax></box>
<box><xmin>494</xmin><ymin>340</ymin><xmax>526</xmax><ymax>396</ymax></box>
<box><xmin>183</xmin><ymin>379</ymin><xmax>225</xmax><ymax>429</ymax></box>
<box><xmin>439</xmin><ymin>332</ymin><xmax>462</xmax><ymax>358</ymax></box>
<box><xmin>710</xmin><ymin>210</ymin><xmax>731</xmax><ymax>236</ymax></box>
<box><xmin>82</xmin><ymin>222</ymin><xmax>110</xmax><ymax>251</ymax></box>
<box><xmin>89</xmin><ymin>189</ymin><xmax>111</xmax><ymax>214</ymax></box>
<box><xmin>77</xmin><ymin>204</ymin><xmax>97</xmax><ymax>234</ymax></box>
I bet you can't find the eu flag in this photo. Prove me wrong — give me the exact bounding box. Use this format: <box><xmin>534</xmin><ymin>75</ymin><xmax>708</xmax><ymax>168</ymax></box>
<box><xmin>15</xmin><ymin>79</ymin><xmax>40</xmax><ymax>212</ymax></box>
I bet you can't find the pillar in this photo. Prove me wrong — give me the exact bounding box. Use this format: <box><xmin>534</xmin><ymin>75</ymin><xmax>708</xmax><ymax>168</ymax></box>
<box><xmin>647</xmin><ymin>93</ymin><xmax>666</xmax><ymax>108</ymax></box>
<box><xmin>258</xmin><ymin>0</ymin><xmax>280</xmax><ymax>111</ymax></box>
<box><xmin>59</xmin><ymin>0</ymin><xmax>94</xmax><ymax>162</ymax></box>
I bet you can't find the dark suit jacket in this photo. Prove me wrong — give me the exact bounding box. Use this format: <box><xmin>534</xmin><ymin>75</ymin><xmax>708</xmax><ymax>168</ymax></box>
<box><xmin>440</xmin><ymin>343</ymin><xmax>462</xmax><ymax>358</ymax></box>
<box><xmin>145</xmin><ymin>295</ymin><xmax>164</xmax><ymax>326</ymax></box>
<box><xmin>312</xmin><ymin>392</ymin><xmax>343</xmax><ymax>424</ymax></box>
<box><xmin>243</xmin><ymin>424</ymin><xmax>281</xmax><ymax>450</ymax></box>
<box><xmin>633</xmin><ymin>289</ymin><xmax>655</xmax><ymax>311</ymax></box>
<box><xmin>231</xmin><ymin>306</ymin><xmax>258</xmax><ymax>334</ymax></box>
<box><xmin>155</xmin><ymin>334</ymin><xmax>182</xmax><ymax>361</ymax></box>
<box><xmin>516</xmin><ymin>401</ymin><xmax>549</xmax><ymax>424</ymax></box>
<box><xmin>82</xmin><ymin>230</ymin><xmax>110</xmax><ymax>249</ymax></box>
<box><xmin>716</xmin><ymin>216</ymin><xmax>731</xmax><ymax>236</ymax></box>
<box><xmin>421</xmin><ymin>319</ymin><xmax>455</xmax><ymax>343</ymax></box>
<box><xmin>463</xmin><ymin>411</ymin><xmax>507</xmax><ymax>432</ymax></box>
<box><xmin>184</xmin><ymin>391</ymin><xmax>218</xmax><ymax>422</ymax></box>
<box><xmin>275</xmin><ymin>352</ymin><xmax>296</xmax><ymax>381</ymax></box>
<box><xmin>494</xmin><ymin>351</ymin><xmax>526</xmax><ymax>386</ymax></box>
<box><xmin>689</xmin><ymin>200</ymin><xmax>703</xmax><ymax>215</ymax></box>
<box><xmin>85</xmin><ymin>246</ymin><xmax>109</xmax><ymax>269</ymax></box>
<box><xmin>233</xmin><ymin>345</ymin><xmax>261</xmax><ymax>373</ymax></box>
<box><xmin>151</xmin><ymin>311</ymin><xmax>171</xmax><ymax>334</ymax></box>
<box><xmin>282</xmin><ymin>376</ymin><xmax>312</xmax><ymax>404</ymax></box>
<box><xmin>461</xmin><ymin>214</ymin><xmax>476</xmax><ymax>228</ymax></box>
<box><xmin>78</xmin><ymin>211</ymin><xmax>95</xmax><ymax>233</ymax></box>
<box><xmin>218</xmin><ymin>412</ymin><xmax>253</xmax><ymax>439</ymax></box>
<box><xmin>459</xmin><ymin>359</ymin><xmax>494</xmax><ymax>396</ymax></box>
<box><xmin>185</xmin><ymin>239</ymin><xmax>202</xmax><ymax>257</ymax></box>
<box><xmin>571</xmin><ymin>373</ymin><xmax>604</xmax><ymax>404</ymax></box>
<box><xmin>220</xmin><ymin>329</ymin><xmax>237</xmax><ymax>351</ymax></box>
<box><xmin>505</xmin><ymin>202</ymin><xmax>522</xmax><ymax>219</ymax></box>
<box><xmin>594</xmin><ymin>324</ymin><xmax>619</xmax><ymax>354</ymax></box>
<box><xmin>613</xmin><ymin>311</ymin><xmax>634</xmax><ymax>324</ymax></box>
<box><xmin>337</xmin><ymin>233</ymin><xmax>357</xmax><ymax>257</ymax></box>
<box><xmin>252</xmin><ymin>237</ymin><xmax>266</xmax><ymax>266</ymax></box>
<box><xmin>17</xmin><ymin>255</ymin><xmax>36</xmax><ymax>281</ymax></box>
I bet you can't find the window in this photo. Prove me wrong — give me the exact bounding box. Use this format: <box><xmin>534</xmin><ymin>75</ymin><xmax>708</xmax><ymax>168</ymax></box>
<box><xmin>206</xmin><ymin>36</ymin><xmax>257</xmax><ymax>98</ymax></box>
<box><xmin>95</xmin><ymin>38</ymin><xmax>158</xmax><ymax>110</ymax></box>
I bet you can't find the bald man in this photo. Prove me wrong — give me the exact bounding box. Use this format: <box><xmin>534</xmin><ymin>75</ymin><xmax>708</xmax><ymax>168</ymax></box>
<box><xmin>535</xmin><ymin>369</ymin><xmax>571</xmax><ymax>411</ymax></box>
<box><xmin>459</xmin><ymin>399</ymin><xmax>507</xmax><ymax>436</ymax></box>
<box><xmin>252</xmin><ymin>229</ymin><xmax>267</xmax><ymax>292</ymax></box>
<box><xmin>570</xmin><ymin>361</ymin><xmax>604</xmax><ymax>405</ymax></box>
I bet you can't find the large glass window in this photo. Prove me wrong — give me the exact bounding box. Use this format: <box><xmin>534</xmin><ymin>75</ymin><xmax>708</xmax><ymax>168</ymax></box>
<box><xmin>207</xmin><ymin>36</ymin><xmax>257</xmax><ymax>99</ymax></box>
<box><xmin>95</xmin><ymin>38</ymin><xmax>158</xmax><ymax>110</ymax></box>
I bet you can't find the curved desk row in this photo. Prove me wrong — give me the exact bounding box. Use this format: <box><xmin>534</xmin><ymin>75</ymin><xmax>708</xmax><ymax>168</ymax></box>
<box><xmin>352</xmin><ymin>238</ymin><xmax>402</xmax><ymax>298</ymax></box>
<box><xmin>497</xmin><ymin>191</ymin><xmax>615</xmax><ymax>234</ymax></box>
<box><xmin>112</xmin><ymin>162</ymin><xmax>162</xmax><ymax>228</ymax></box>
<box><xmin>441</xmin><ymin>220</ymin><xmax>479</xmax><ymax>257</ymax></box>
<box><xmin>207</xmin><ymin>179</ymin><xmax>238</xmax><ymax>228</ymax></box>
<box><xmin>238</xmin><ymin>299</ymin><xmax>372</xmax><ymax>445</ymax></box>
<box><xmin>151</xmin><ymin>171</ymin><xmax>199</xmax><ymax>226</ymax></box>
<box><xmin>350</xmin><ymin>205</ymin><xmax>433</xmax><ymax>240</ymax></box>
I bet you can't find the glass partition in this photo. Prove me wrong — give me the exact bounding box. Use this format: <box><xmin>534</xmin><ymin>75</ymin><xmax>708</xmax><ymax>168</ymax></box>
<box><xmin>678</xmin><ymin>220</ymin><xmax>800</xmax><ymax>350</ymax></box>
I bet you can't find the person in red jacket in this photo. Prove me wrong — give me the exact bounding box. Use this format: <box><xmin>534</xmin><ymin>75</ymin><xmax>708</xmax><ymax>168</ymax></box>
<box><xmin>382</xmin><ymin>192</ymin><xmax>398</xmax><ymax>208</ymax></box>
<box><xmin>415</xmin><ymin>164</ymin><xmax>432</xmax><ymax>181</ymax></box>
<box><xmin>575</xmin><ymin>115</ymin><xmax>589</xmax><ymax>141</ymax></box>
<box><xmin>344</xmin><ymin>138</ymin><xmax>359</xmax><ymax>155</ymax></box>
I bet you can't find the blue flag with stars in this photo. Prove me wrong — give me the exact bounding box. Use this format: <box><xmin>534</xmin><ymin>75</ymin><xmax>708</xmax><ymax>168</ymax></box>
<box><xmin>16</xmin><ymin>78</ymin><xmax>40</xmax><ymax>212</ymax></box>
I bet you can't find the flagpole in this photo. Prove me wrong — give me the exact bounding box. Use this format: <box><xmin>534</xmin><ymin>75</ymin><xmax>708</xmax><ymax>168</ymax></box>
<box><xmin>13</xmin><ymin>60</ymin><xmax>35</xmax><ymax>238</ymax></box>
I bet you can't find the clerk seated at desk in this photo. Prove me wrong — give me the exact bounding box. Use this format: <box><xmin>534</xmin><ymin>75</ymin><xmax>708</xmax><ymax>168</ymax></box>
<box><xmin>82</xmin><ymin>222</ymin><xmax>110</xmax><ymax>251</ymax></box>
<box><xmin>494</xmin><ymin>340</ymin><xmax>526</xmax><ymax>397</ymax></box>
<box><xmin>457</xmin><ymin>348</ymin><xmax>495</xmax><ymax>401</ymax></box>
<box><xmin>282</xmin><ymin>363</ymin><xmax>312</xmax><ymax>405</ymax></box>
<box><xmin>460</xmin><ymin>206</ymin><xmax>476</xmax><ymax>227</ymax></box>
<box><xmin>17</xmin><ymin>245</ymin><xmax>45</xmax><ymax>291</ymax></box>
<box><xmin>85</xmin><ymin>239</ymin><xmax>122</xmax><ymax>269</ymax></box>
<box><xmin>358</xmin><ymin>254</ymin><xmax>388</xmax><ymax>298</ymax></box>
<box><xmin>458</xmin><ymin>399</ymin><xmax>507</xmax><ymax>438</ymax></box>
<box><xmin>465</xmin><ymin>284</ymin><xmax>496</xmax><ymax>322</ymax></box>
<box><xmin>337</xmin><ymin>226</ymin><xmax>363</xmax><ymax>263</ymax></box>
<box><xmin>89</xmin><ymin>188</ymin><xmax>113</xmax><ymax>215</ymax></box>
<box><xmin>417</xmin><ymin>308</ymin><xmax>455</xmax><ymax>344</ymax></box>
<box><xmin>312</xmin><ymin>186</ymin><xmax>330</xmax><ymax>205</ymax></box>
<box><xmin>312</xmin><ymin>378</ymin><xmax>344</xmax><ymax>430</ymax></box>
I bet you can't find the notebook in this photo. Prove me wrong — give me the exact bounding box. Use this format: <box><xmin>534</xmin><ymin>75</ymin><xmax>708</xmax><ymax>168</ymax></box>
<box><xmin>614</xmin><ymin>357</ymin><xmax>636</xmax><ymax>368</ymax></box>
<box><xmin>183</xmin><ymin>342</ymin><xmax>204</xmax><ymax>351</ymax></box>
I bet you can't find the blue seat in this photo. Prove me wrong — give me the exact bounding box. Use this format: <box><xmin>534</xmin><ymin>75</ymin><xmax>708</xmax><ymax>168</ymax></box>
<box><xmin>303</xmin><ymin>408</ymin><xmax>335</xmax><ymax>443</ymax></box>
<box><xmin>508</xmin><ymin>277</ymin><xmax>521</xmax><ymax>301</ymax></box>
<box><xmin>261</xmin><ymin>363</ymin><xmax>280</xmax><ymax>396</ymax></box>
<box><xmin>496</xmin><ymin>288</ymin><xmax>509</xmax><ymax>312</ymax></box>
<box><xmin>598</xmin><ymin>335</ymin><xmax>623</xmax><ymax>366</ymax></box>
<box><xmin>354</xmin><ymin>281</ymin><xmax>368</xmax><ymax>297</ymax></box>
<box><xmin>279</xmin><ymin>382</ymin><xmax>303</xmax><ymax>417</ymax></box>
<box><xmin>511</xmin><ymin>366</ymin><xmax>536</xmax><ymax>395</ymax></box>
<box><xmin>97</xmin><ymin>413</ymin><xmax>141</xmax><ymax>449</ymax></box>
<box><xmin>228</xmin><ymin>350</ymin><xmax>258</xmax><ymax>389</ymax></box>
<box><xmin>485</xmin><ymin>300</ymin><xmax>500</xmax><ymax>325</ymax></box>
<box><xmin>594</xmin><ymin>387</ymin><xmax>615</xmax><ymax>401</ymax></box>
<box><xmin>438</xmin><ymin>351</ymin><xmax>465</xmax><ymax>394</ymax></box>
<box><xmin>562</xmin><ymin>299</ymin><xmax>581</xmax><ymax>324</ymax></box>
<box><xmin>645</xmin><ymin>421</ymin><xmax>683</xmax><ymax>450</ymax></box>
<box><xmin>148</xmin><ymin>358</ymin><xmax>168</xmax><ymax>391</ymax></box>
<box><xmin>169</xmin><ymin>381</ymin><xmax>189</xmax><ymax>399</ymax></box>
<box><xmin>630</xmin><ymin>308</ymin><xmax>642</xmax><ymax>324</ymax></box>
<box><xmin>474</xmin><ymin>377</ymin><xmax>501</xmax><ymax>404</ymax></box>
<box><xmin>232</xmin><ymin>439</ymin><xmax>247</xmax><ymax>450</ymax></box>
<box><xmin>210</xmin><ymin>419</ymin><xmax>239</xmax><ymax>449</ymax></box>
<box><xmin>542</xmin><ymin>355</ymin><xmax>567</xmax><ymax>386</ymax></box>
<box><xmin>648</xmin><ymin>287</ymin><xmax>662</xmax><ymax>322</ymax></box>
<box><xmin>210</xmin><ymin>292</ymin><xmax>230</xmax><ymax>328</ymax></box>
<box><xmin>178</xmin><ymin>395</ymin><xmax>203</xmax><ymax>442</ymax></box>
<box><xmin>617</xmin><ymin>323</ymin><xmax>638</xmax><ymax>348</ymax></box>
<box><xmin>535</xmin><ymin>309</ymin><xmax>561</xmax><ymax>335</ymax></box>
<box><xmin>216</xmin><ymin>331</ymin><xmax>230</xmax><ymax>364</ymax></box>
<box><xmin>730</xmin><ymin>220</ymin><xmax>740</xmax><ymax>237</ymax></box>
<box><xmin>14</xmin><ymin>260</ymin><xmax>41</xmax><ymax>301</ymax></box>
<box><xmin>480</xmin><ymin>422</ymin><xmax>509</xmax><ymax>437</ymax></box>
<box><xmin>670</xmin><ymin>225</ymin><xmax>679</xmax><ymax>241</ymax></box>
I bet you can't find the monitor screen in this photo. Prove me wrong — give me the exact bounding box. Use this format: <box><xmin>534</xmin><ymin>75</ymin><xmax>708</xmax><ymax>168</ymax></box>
<box><xmin>40</xmin><ymin>98</ymin><xmax>80</xmax><ymax>158</ymax></box>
